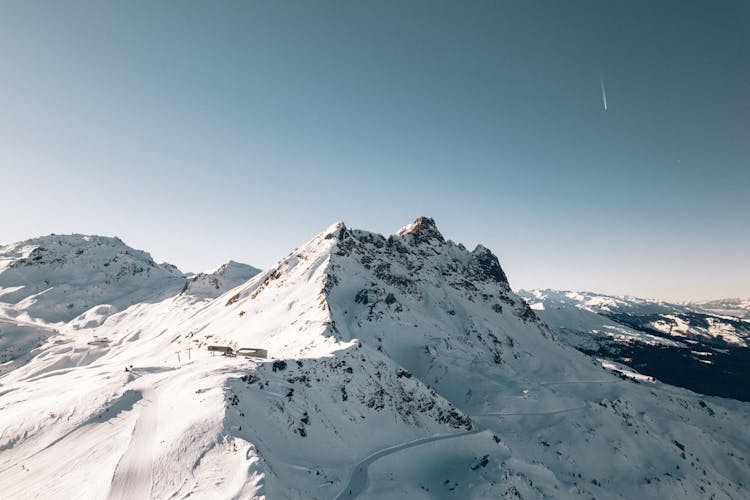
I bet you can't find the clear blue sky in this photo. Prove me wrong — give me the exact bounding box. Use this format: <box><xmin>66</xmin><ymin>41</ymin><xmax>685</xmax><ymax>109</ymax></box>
<box><xmin>1</xmin><ymin>1</ymin><xmax>748</xmax><ymax>301</ymax></box>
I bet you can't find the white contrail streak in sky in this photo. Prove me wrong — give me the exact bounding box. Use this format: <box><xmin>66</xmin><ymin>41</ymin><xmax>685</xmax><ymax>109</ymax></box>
<box><xmin>600</xmin><ymin>74</ymin><xmax>608</xmax><ymax>111</ymax></box>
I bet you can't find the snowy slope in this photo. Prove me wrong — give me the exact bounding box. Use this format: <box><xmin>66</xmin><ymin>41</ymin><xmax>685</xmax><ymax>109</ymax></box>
<box><xmin>0</xmin><ymin>308</ymin><xmax>59</xmax><ymax>376</ymax></box>
<box><xmin>0</xmin><ymin>234</ymin><xmax>186</xmax><ymax>324</ymax></box>
<box><xmin>1</xmin><ymin>220</ymin><xmax>749</xmax><ymax>499</ymax></box>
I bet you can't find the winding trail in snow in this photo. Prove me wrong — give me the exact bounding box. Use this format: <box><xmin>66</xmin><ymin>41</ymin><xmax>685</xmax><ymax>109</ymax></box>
<box><xmin>333</xmin><ymin>375</ymin><xmax>634</xmax><ymax>500</ymax></box>
<box><xmin>475</xmin><ymin>404</ymin><xmax>588</xmax><ymax>418</ymax></box>
<box><xmin>334</xmin><ymin>428</ymin><xmax>482</xmax><ymax>500</ymax></box>
<box><xmin>334</xmin><ymin>395</ymin><xmax>597</xmax><ymax>499</ymax></box>
<box><xmin>539</xmin><ymin>379</ymin><xmax>622</xmax><ymax>386</ymax></box>
<box><xmin>108</xmin><ymin>385</ymin><xmax>158</xmax><ymax>500</ymax></box>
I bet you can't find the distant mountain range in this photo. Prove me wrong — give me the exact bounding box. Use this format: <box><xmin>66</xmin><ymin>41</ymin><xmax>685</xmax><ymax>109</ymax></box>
<box><xmin>690</xmin><ymin>298</ymin><xmax>750</xmax><ymax>320</ymax></box>
<box><xmin>1</xmin><ymin>219</ymin><xmax>748</xmax><ymax>499</ymax></box>
<box><xmin>518</xmin><ymin>289</ymin><xmax>750</xmax><ymax>401</ymax></box>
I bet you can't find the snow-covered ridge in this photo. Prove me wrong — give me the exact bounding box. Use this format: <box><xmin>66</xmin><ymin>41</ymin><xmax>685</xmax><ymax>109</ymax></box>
<box><xmin>1</xmin><ymin>220</ymin><xmax>749</xmax><ymax>499</ymax></box>
<box><xmin>0</xmin><ymin>234</ymin><xmax>264</xmax><ymax>326</ymax></box>
<box><xmin>180</xmin><ymin>260</ymin><xmax>261</xmax><ymax>299</ymax></box>
<box><xmin>0</xmin><ymin>234</ymin><xmax>186</xmax><ymax>324</ymax></box>
<box><xmin>522</xmin><ymin>288</ymin><xmax>678</xmax><ymax>315</ymax></box>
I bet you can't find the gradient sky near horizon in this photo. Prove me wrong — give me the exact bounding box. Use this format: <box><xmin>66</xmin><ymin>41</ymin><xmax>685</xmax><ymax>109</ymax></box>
<box><xmin>1</xmin><ymin>1</ymin><xmax>748</xmax><ymax>301</ymax></box>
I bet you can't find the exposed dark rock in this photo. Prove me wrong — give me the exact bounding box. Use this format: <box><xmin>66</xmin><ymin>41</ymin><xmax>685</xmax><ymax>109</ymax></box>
<box><xmin>471</xmin><ymin>245</ymin><xmax>508</xmax><ymax>284</ymax></box>
<box><xmin>355</xmin><ymin>289</ymin><xmax>369</xmax><ymax>305</ymax></box>
<box><xmin>396</xmin><ymin>216</ymin><xmax>445</xmax><ymax>245</ymax></box>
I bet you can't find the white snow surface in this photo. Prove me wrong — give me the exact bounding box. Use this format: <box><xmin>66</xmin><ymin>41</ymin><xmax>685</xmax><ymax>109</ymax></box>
<box><xmin>1</xmin><ymin>220</ymin><xmax>749</xmax><ymax>499</ymax></box>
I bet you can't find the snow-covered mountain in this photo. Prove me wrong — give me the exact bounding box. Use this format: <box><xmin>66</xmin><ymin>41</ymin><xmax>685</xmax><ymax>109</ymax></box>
<box><xmin>691</xmin><ymin>298</ymin><xmax>750</xmax><ymax>320</ymax></box>
<box><xmin>0</xmin><ymin>234</ymin><xmax>186</xmax><ymax>324</ymax></box>
<box><xmin>179</xmin><ymin>260</ymin><xmax>261</xmax><ymax>299</ymax></box>
<box><xmin>520</xmin><ymin>289</ymin><xmax>750</xmax><ymax>401</ymax></box>
<box><xmin>0</xmin><ymin>235</ymin><xmax>261</xmax><ymax>374</ymax></box>
<box><xmin>1</xmin><ymin>220</ymin><xmax>749</xmax><ymax>499</ymax></box>
<box><xmin>521</xmin><ymin>289</ymin><xmax>750</xmax><ymax>347</ymax></box>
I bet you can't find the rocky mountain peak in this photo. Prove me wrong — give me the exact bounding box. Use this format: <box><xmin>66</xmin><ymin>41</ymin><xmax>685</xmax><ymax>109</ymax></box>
<box><xmin>395</xmin><ymin>216</ymin><xmax>445</xmax><ymax>244</ymax></box>
<box><xmin>471</xmin><ymin>244</ymin><xmax>509</xmax><ymax>285</ymax></box>
<box><xmin>215</xmin><ymin>260</ymin><xmax>258</xmax><ymax>277</ymax></box>
<box><xmin>180</xmin><ymin>260</ymin><xmax>260</xmax><ymax>299</ymax></box>
<box><xmin>323</xmin><ymin>221</ymin><xmax>348</xmax><ymax>240</ymax></box>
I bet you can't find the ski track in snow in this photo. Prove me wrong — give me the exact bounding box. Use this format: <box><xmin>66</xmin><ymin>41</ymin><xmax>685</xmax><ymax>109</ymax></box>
<box><xmin>335</xmin><ymin>429</ymin><xmax>482</xmax><ymax>500</ymax></box>
<box><xmin>108</xmin><ymin>385</ymin><xmax>158</xmax><ymax>500</ymax></box>
<box><xmin>335</xmin><ymin>399</ymin><xmax>597</xmax><ymax>499</ymax></box>
<box><xmin>539</xmin><ymin>379</ymin><xmax>620</xmax><ymax>386</ymax></box>
<box><xmin>476</xmin><ymin>405</ymin><xmax>588</xmax><ymax>418</ymax></box>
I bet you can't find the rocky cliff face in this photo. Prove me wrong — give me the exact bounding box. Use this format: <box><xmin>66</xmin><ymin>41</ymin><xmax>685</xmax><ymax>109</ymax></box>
<box><xmin>321</xmin><ymin>219</ymin><xmax>597</xmax><ymax>413</ymax></box>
